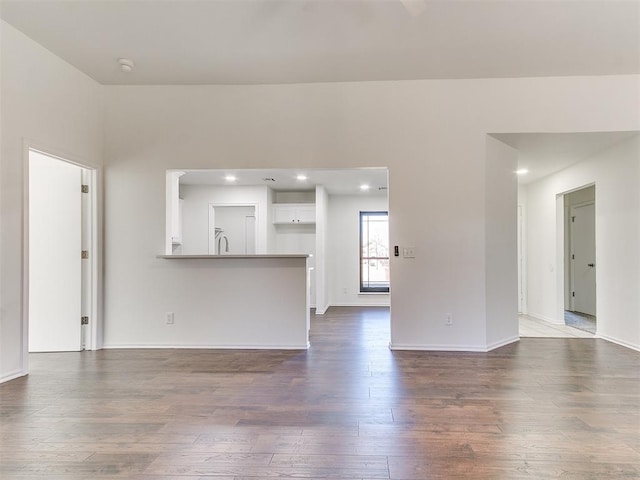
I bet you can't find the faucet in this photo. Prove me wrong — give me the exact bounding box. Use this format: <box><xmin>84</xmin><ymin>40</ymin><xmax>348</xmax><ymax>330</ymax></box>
<box><xmin>218</xmin><ymin>235</ymin><xmax>229</xmax><ymax>254</ymax></box>
<box><xmin>214</xmin><ymin>227</ymin><xmax>229</xmax><ymax>254</ymax></box>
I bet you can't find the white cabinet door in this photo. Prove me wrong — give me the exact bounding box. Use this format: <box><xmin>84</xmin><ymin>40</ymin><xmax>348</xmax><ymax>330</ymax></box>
<box><xmin>273</xmin><ymin>205</ymin><xmax>297</xmax><ymax>224</ymax></box>
<box><xmin>273</xmin><ymin>204</ymin><xmax>316</xmax><ymax>224</ymax></box>
<box><xmin>296</xmin><ymin>205</ymin><xmax>316</xmax><ymax>224</ymax></box>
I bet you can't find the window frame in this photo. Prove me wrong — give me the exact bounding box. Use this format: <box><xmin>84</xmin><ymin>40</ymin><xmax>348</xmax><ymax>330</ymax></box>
<box><xmin>359</xmin><ymin>211</ymin><xmax>390</xmax><ymax>293</ymax></box>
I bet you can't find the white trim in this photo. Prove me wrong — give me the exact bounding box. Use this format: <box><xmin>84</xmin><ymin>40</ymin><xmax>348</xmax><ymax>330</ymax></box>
<box><xmin>329</xmin><ymin>302</ymin><xmax>390</xmax><ymax>307</ymax></box>
<box><xmin>486</xmin><ymin>336</ymin><xmax>520</xmax><ymax>351</ymax></box>
<box><xmin>390</xmin><ymin>336</ymin><xmax>519</xmax><ymax>352</ymax></box>
<box><xmin>596</xmin><ymin>334</ymin><xmax>640</xmax><ymax>352</ymax></box>
<box><xmin>158</xmin><ymin>254</ymin><xmax>308</xmax><ymax>259</ymax></box>
<box><xmin>526</xmin><ymin>312</ymin><xmax>564</xmax><ymax>325</ymax></box>
<box><xmin>517</xmin><ymin>203</ymin><xmax>527</xmax><ymax>314</ymax></box>
<box><xmin>0</xmin><ymin>370</ymin><xmax>28</xmax><ymax>384</ymax></box>
<box><xmin>102</xmin><ymin>343</ymin><xmax>310</xmax><ymax>350</ymax></box>
<box><xmin>389</xmin><ymin>343</ymin><xmax>490</xmax><ymax>353</ymax></box>
<box><xmin>314</xmin><ymin>303</ymin><xmax>330</xmax><ymax>315</ymax></box>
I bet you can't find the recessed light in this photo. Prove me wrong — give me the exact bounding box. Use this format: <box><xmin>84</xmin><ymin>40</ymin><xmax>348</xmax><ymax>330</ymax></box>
<box><xmin>360</xmin><ymin>184</ymin><xmax>370</xmax><ymax>191</ymax></box>
<box><xmin>516</xmin><ymin>169</ymin><xmax>529</xmax><ymax>175</ymax></box>
<box><xmin>296</xmin><ymin>174</ymin><xmax>308</xmax><ymax>181</ymax></box>
<box><xmin>224</xmin><ymin>175</ymin><xmax>237</xmax><ymax>182</ymax></box>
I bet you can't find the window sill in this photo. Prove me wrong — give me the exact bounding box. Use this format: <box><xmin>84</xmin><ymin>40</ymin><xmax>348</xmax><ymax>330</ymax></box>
<box><xmin>358</xmin><ymin>292</ymin><xmax>390</xmax><ymax>296</ymax></box>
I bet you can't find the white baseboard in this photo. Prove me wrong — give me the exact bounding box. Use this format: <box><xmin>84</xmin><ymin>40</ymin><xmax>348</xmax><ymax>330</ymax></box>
<box><xmin>329</xmin><ymin>302</ymin><xmax>391</xmax><ymax>307</ymax></box>
<box><xmin>596</xmin><ymin>333</ymin><xmax>640</xmax><ymax>352</ymax></box>
<box><xmin>526</xmin><ymin>312</ymin><xmax>563</xmax><ymax>325</ymax></box>
<box><xmin>390</xmin><ymin>336</ymin><xmax>519</xmax><ymax>353</ymax></box>
<box><xmin>486</xmin><ymin>335</ymin><xmax>520</xmax><ymax>351</ymax></box>
<box><xmin>314</xmin><ymin>303</ymin><xmax>330</xmax><ymax>315</ymax></box>
<box><xmin>0</xmin><ymin>369</ymin><xmax>27</xmax><ymax>384</ymax></box>
<box><xmin>389</xmin><ymin>342</ymin><xmax>491</xmax><ymax>353</ymax></box>
<box><xmin>102</xmin><ymin>342</ymin><xmax>310</xmax><ymax>350</ymax></box>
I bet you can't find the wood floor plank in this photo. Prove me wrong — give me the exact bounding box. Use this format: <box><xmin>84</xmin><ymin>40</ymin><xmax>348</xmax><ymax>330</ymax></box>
<box><xmin>0</xmin><ymin>306</ymin><xmax>638</xmax><ymax>478</ymax></box>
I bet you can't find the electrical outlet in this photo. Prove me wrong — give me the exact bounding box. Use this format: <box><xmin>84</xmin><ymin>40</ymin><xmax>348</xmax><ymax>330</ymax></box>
<box><xmin>165</xmin><ymin>312</ymin><xmax>174</xmax><ymax>325</ymax></box>
<box><xmin>343</xmin><ymin>287</ymin><xmax>348</xmax><ymax>294</ymax></box>
<box><xmin>445</xmin><ymin>313</ymin><xmax>453</xmax><ymax>326</ymax></box>
<box><xmin>403</xmin><ymin>247</ymin><xmax>416</xmax><ymax>258</ymax></box>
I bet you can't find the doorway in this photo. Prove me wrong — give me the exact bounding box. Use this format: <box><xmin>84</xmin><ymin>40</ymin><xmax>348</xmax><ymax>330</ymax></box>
<box><xmin>208</xmin><ymin>204</ymin><xmax>258</xmax><ymax>255</ymax></box>
<box><xmin>28</xmin><ymin>149</ymin><xmax>96</xmax><ymax>352</ymax></box>
<box><xmin>564</xmin><ymin>185</ymin><xmax>596</xmax><ymax>334</ymax></box>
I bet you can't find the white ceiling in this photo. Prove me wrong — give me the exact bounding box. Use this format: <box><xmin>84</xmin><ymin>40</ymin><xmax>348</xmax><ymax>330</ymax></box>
<box><xmin>1</xmin><ymin>0</ymin><xmax>638</xmax><ymax>85</ymax></box>
<box><xmin>179</xmin><ymin>167</ymin><xmax>389</xmax><ymax>195</ymax></box>
<box><xmin>492</xmin><ymin>131</ymin><xmax>640</xmax><ymax>185</ymax></box>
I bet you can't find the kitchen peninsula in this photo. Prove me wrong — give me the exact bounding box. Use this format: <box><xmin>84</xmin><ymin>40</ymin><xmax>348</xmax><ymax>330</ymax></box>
<box><xmin>157</xmin><ymin>254</ymin><xmax>310</xmax><ymax>349</ymax></box>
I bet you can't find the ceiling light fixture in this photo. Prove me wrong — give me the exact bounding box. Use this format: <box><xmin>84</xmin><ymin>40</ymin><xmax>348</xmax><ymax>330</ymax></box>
<box><xmin>296</xmin><ymin>174</ymin><xmax>308</xmax><ymax>181</ymax></box>
<box><xmin>516</xmin><ymin>168</ymin><xmax>529</xmax><ymax>175</ymax></box>
<box><xmin>118</xmin><ymin>58</ymin><xmax>135</xmax><ymax>73</ymax></box>
<box><xmin>360</xmin><ymin>184</ymin><xmax>370</xmax><ymax>191</ymax></box>
<box><xmin>224</xmin><ymin>175</ymin><xmax>237</xmax><ymax>182</ymax></box>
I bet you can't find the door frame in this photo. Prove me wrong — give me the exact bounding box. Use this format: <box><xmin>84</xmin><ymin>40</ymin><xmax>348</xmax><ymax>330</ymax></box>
<box><xmin>555</xmin><ymin>183</ymin><xmax>597</xmax><ymax>326</ymax></box>
<box><xmin>517</xmin><ymin>204</ymin><xmax>526</xmax><ymax>314</ymax></box>
<box><xmin>22</xmin><ymin>141</ymin><xmax>101</xmax><ymax>373</ymax></box>
<box><xmin>207</xmin><ymin>203</ymin><xmax>259</xmax><ymax>255</ymax></box>
<box><xmin>569</xmin><ymin>200</ymin><xmax>596</xmax><ymax>313</ymax></box>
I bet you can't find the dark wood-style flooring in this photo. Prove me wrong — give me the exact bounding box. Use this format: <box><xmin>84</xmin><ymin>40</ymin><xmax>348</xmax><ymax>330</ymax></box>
<box><xmin>1</xmin><ymin>306</ymin><xmax>639</xmax><ymax>479</ymax></box>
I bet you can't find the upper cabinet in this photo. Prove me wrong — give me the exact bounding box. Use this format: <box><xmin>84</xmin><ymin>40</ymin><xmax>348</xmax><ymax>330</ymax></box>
<box><xmin>273</xmin><ymin>204</ymin><xmax>316</xmax><ymax>224</ymax></box>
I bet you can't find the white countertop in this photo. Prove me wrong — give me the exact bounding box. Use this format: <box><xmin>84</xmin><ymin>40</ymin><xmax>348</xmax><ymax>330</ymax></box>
<box><xmin>157</xmin><ymin>254</ymin><xmax>310</xmax><ymax>259</ymax></box>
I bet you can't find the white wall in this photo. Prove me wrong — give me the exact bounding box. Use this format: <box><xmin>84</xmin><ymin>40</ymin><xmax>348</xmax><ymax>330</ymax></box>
<box><xmin>485</xmin><ymin>136</ymin><xmax>519</xmax><ymax>349</ymax></box>
<box><xmin>327</xmin><ymin>194</ymin><xmax>390</xmax><ymax>307</ymax></box>
<box><xmin>104</xmin><ymin>256</ymin><xmax>309</xmax><ymax>349</ymax></box>
<box><xmin>0</xmin><ymin>21</ymin><xmax>104</xmax><ymax>382</ymax></box>
<box><xmin>103</xmin><ymin>76</ymin><xmax>639</xmax><ymax>352</ymax></box>
<box><xmin>180</xmin><ymin>184</ymin><xmax>269</xmax><ymax>255</ymax></box>
<box><xmin>524</xmin><ymin>135</ymin><xmax>639</xmax><ymax>350</ymax></box>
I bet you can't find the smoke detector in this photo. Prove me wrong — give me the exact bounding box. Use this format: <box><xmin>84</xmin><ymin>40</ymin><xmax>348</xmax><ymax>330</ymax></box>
<box><xmin>118</xmin><ymin>58</ymin><xmax>135</xmax><ymax>73</ymax></box>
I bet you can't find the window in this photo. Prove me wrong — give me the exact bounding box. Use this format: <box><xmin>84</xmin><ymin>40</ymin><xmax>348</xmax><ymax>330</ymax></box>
<box><xmin>360</xmin><ymin>211</ymin><xmax>389</xmax><ymax>293</ymax></box>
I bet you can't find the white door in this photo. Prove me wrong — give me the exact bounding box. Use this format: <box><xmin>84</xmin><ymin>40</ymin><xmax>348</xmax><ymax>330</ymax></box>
<box><xmin>208</xmin><ymin>205</ymin><xmax>216</xmax><ymax>254</ymax></box>
<box><xmin>29</xmin><ymin>151</ymin><xmax>82</xmax><ymax>352</ymax></box>
<box><xmin>245</xmin><ymin>215</ymin><xmax>256</xmax><ymax>254</ymax></box>
<box><xmin>571</xmin><ymin>202</ymin><xmax>596</xmax><ymax>315</ymax></box>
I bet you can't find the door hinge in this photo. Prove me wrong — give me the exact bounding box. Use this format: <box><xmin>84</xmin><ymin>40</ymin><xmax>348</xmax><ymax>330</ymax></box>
<box><xmin>571</xmin><ymin>216</ymin><xmax>575</xmax><ymax>222</ymax></box>
<box><xmin>81</xmin><ymin>250</ymin><xmax>89</xmax><ymax>259</ymax></box>
<box><xmin>572</xmin><ymin>291</ymin><xmax>575</xmax><ymax>297</ymax></box>
<box><xmin>81</xmin><ymin>316</ymin><xmax>89</xmax><ymax>325</ymax></box>
<box><xmin>572</xmin><ymin>254</ymin><xmax>575</xmax><ymax>260</ymax></box>
<box><xmin>81</xmin><ymin>184</ymin><xmax>89</xmax><ymax>193</ymax></box>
